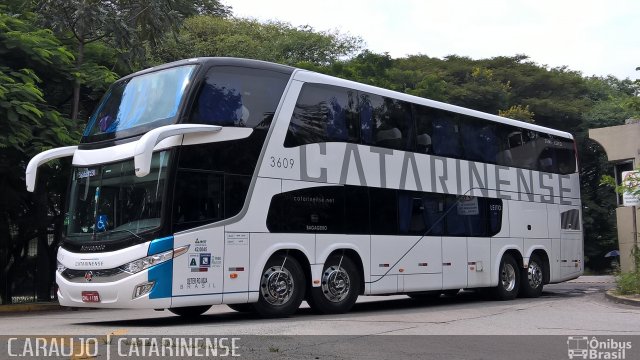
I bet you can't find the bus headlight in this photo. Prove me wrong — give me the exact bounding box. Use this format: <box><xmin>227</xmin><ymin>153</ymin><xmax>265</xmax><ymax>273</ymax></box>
<box><xmin>119</xmin><ymin>245</ymin><xmax>189</xmax><ymax>274</ymax></box>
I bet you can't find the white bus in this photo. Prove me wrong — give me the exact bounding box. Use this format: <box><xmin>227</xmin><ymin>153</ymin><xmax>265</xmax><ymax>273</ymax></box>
<box><xmin>26</xmin><ymin>57</ymin><xmax>583</xmax><ymax>317</ymax></box>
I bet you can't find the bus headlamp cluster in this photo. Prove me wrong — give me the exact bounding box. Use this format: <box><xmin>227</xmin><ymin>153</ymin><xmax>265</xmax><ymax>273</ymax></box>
<box><xmin>119</xmin><ymin>245</ymin><xmax>189</xmax><ymax>274</ymax></box>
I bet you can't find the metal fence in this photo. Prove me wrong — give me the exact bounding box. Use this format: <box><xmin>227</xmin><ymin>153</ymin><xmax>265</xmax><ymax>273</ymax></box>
<box><xmin>1</xmin><ymin>230</ymin><xmax>58</xmax><ymax>305</ymax></box>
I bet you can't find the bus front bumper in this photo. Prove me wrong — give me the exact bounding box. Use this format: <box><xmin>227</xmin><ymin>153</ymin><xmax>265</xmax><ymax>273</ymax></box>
<box><xmin>55</xmin><ymin>267</ymin><xmax>172</xmax><ymax>309</ymax></box>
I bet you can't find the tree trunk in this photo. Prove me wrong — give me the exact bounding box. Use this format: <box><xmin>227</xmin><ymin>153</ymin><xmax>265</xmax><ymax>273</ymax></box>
<box><xmin>71</xmin><ymin>40</ymin><xmax>85</xmax><ymax>121</ymax></box>
<box><xmin>0</xmin><ymin>211</ymin><xmax>11</xmax><ymax>305</ymax></box>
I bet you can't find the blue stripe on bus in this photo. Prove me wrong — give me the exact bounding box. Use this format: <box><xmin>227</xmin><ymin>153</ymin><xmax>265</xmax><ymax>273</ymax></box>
<box><xmin>147</xmin><ymin>236</ymin><xmax>174</xmax><ymax>256</ymax></box>
<box><xmin>148</xmin><ymin>260</ymin><xmax>172</xmax><ymax>299</ymax></box>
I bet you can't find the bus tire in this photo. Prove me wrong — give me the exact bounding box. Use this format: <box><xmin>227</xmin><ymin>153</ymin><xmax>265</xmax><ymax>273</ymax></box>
<box><xmin>519</xmin><ymin>254</ymin><xmax>544</xmax><ymax>298</ymax></box>
<box><xmin>253</xmin><ymin>254</ymin><xmax>305</xmax><ymax>318</ymax></box>
<box><xmin>169</xmin><ymin>305</ymin><xmax>211</xmax><ymax>317</ymax></box>
<box><xmin>227</xmin><ymin>303</ymin><xmax>255</xmax><ymax>313</ymax></box>
<box><xmin>491</xmin><ymin>254</ymin><xmax>520</xmax><ymax>300</ymax></box>
<box><xmin>307</xmin><ymin>254</ymin><xmax>361</xmax><ymax>314</ymax></box>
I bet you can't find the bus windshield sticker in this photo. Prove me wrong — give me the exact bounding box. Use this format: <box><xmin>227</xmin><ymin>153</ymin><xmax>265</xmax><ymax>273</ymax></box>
<box><xmin>77</xmin><ymin>169</ymin><xmax>96</xmax><ymax>179</ymax></box>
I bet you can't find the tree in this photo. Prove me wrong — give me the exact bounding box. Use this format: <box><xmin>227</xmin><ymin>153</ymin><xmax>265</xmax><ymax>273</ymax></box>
<box><xmin>149</xmin><ymin>16</ymin><xmax>363</xmax><ymax>66</ymax></box>
<box><xmin>0</xmin><ymin>8</ymin><xmax>80</xmax><ymax>303</ymax></box>
<box><xmin>499</xmin><ymin>105</ymin><xmax>535</xmax><ymax>123</ymax></box>
<box><xmin>34</xmin><ymin>0</ymin><xmax>231</xmax><ymax>120</ymax></box>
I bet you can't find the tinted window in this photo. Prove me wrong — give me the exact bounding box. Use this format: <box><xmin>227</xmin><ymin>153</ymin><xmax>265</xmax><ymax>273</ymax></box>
<box><xmin>190</xmin><ymin>66</ymin><xmax>289</xmax><ymax>128</ymax></box>
<box><xmin>177</xmin><ymin>131</ymin><xmax>266</xmax><ymax>175</ymax></box>
<box><xmin>361</xmin><ymin>94</ymin><xmax>414</xmax><ymax>150</ymax></box>
<box><xmin>414</xmin><ymin>105</ymin><xmax>434</xmax><ymax>154</ymax></box>
<box><xmin>398</xmin><ymin>192</ymin><xmax>445</xmax><ymax>235</ymax></box>
<box><xmin>369</xmin><ymin>188</ymin><xmax>398</xmax><ymax>235</ymax></box>
<box><xmin>345</xmin><ymin>186</ymin><xmax>370</xmax><ymax>234</ymax></box>
<box><xmin>432</xmin><ymin>110</ymin><xmax>462</xmax><ymax>157</ymax></box>
<box><xmin>173</xmin><ymin>171</ymin><xmax>224</xmax><ymax>232</ymax></box>
<box><xmin>461</xmin><ymin>116</ymin><xmax>499</xmax><ymax>163</ymax></box>
<box><xmin>284</xmin><ymin>84</ymin><xmax>358</xmax><ymax>147</ymax></box>
<box><xmin>225</xmin><ymin>174</ymin><xmax>251</xmax><ymax>218</ymax></box>
<box><xmin>267</xmin><ymin>186</ymin><xmax>345</xmax><ymax>233</ymax></box>
<box><xmin>281</xmin><ymin>82</ymin><xmax>577</xmax><ymax>174</ymax></box>
<box><xmin>267</xmin><ymin>186</ymin><xmax>502</xmax><ymax>237</ymax></box>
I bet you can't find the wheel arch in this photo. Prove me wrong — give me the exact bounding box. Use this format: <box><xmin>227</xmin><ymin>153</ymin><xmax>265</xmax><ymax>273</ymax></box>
<box><xmin>528</xmin><ymin>248</ymin><xmax>551</xmax><ymax>285</ymax></box>
<box><xmin>250</xmin><ymin>244</ymin><xmax>313</xmax><ymax>294</ymax></box>
<box><xmin>323</xmin><ymin>248</ymin><xmax>365</xmax><ymax>295</ymax></box>
<box><xmin>493</xmin><ymin>247</ymin><xmax>524</xmax><ymax>287</ymax></box>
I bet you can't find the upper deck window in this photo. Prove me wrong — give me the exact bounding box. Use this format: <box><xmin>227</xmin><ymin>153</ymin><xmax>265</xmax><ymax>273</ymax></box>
<box><xmin>82</xmin><ymin>65</ymin><xmax>197</xmax><ymax>141</ymax></box>
<box><xmin>189</xmin><ymin>66</ymin><xmax>290</xmax><ymax>129</ymax></box>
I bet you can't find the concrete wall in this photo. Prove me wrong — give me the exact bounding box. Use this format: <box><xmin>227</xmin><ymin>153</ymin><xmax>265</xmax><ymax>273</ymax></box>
<box><xmin>589</xmin><ymin>122</ymin><xmax>640</xmax><ymax>273</ymax></box>
<box><xmin>616</xmin><ymin>207</ymin><xmax>639</xmax><ymax>272</ymax></box>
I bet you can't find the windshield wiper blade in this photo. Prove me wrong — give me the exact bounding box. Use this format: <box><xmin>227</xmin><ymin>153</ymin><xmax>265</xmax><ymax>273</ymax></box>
<box><xmin>104</xmin><ymin>228</ymin><xmax>144</xmax><ymax>240</ymax></box>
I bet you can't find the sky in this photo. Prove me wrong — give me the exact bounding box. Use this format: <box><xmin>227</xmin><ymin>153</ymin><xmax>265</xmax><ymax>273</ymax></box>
<box><xmin>227</xmin><ymin>0</ymin><xmax>640</xmax><ymax>80</ymax></box>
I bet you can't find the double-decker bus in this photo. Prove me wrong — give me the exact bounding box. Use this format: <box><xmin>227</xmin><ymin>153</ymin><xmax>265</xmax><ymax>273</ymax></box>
<box><xmin>26</xmin><ymin>57</ymin><xmax>583</xmax><ymax>317</ymax></box>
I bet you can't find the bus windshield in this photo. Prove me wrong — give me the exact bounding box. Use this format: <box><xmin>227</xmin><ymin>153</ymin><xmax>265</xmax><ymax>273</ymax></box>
<box><xmin>82</xmin><ymin>65</ymin><xmax>197</xmax><ymax>140</ymax></box>
<box><xmin>66</xmin><ymin>151</ymin><xmax>170</xmax><ymax>242</ymax></box>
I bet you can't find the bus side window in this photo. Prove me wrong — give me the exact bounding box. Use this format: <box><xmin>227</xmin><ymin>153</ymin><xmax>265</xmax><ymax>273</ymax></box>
<box><xmin>370</xmin><ymin>188</ymin><xmax>398</xmax><ymax>235</ymax></box>
<box><xmin>461</xmin><ymin>116</ymin><xmax>499</xmax><ymax>164</ymax></box>
<box><xmin>488</xmin><ymin>198</ymin><xmax>503</xmax><ymax>236</ymax></box>
<box><xmin>398</xmin><ymin>191</ymin><xmax>445</xmax><ymax>235</ymax></box>
<box><xmin>266</xmin><ymin>186</ymin><xmax>345</xmax><ymax>233</ymax></box>
<box><xmin>414</xmin><ymin>105</ymin><xmax>434</xmax><ymax>154</ymax></box>
<box><xmin>190</xmin><ymin>66</ymin><xmax>289</xmax><ymax>128</ymax></box>
<box><xmin>173</xmin><ymin>170</ymin><xmax>224</xmax><ymax>232</ymax></box>
<box><xmin>432</xmin><ymin>110</ymin><xmax>462</xmax><ymax>158</ymax></box>
<box><xmin>284</xmin><ymin>84</ymin><xmax>358</xmax><ymax>147</ymax></box>
<box><xmin>345</xmin><ymin>186</ymin><xmax>370</xmax><ymax>234</ymax></box>
<box><xmin>361</xmin><ymin>94</ymin><xmax>413</xmax><ymax>151</ymax></box>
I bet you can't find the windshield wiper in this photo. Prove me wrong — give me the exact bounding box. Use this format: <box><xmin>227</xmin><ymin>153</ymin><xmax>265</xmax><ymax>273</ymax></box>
<box><xmin>104</xmin><ymin>228</ymin><xmax>144</xmax><ymax>240</ymax></box>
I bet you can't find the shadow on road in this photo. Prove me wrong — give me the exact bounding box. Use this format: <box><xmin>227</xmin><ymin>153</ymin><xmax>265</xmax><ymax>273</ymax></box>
<box><xmin>72</xmin><ymin>286</ymin><xmax>590</xmax><ymax>327</ymax></box>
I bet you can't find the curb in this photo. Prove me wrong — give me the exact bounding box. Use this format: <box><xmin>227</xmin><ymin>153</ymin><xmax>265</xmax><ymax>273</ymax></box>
<box><xmin>0</xmin><ymin>303</ymin><xmax>64</xmax><ymax>314</ymax></box>
<box><xmin>605</xmin><ymin>289</ymin><xmax>640</xmax><ymax>307</ymax></box>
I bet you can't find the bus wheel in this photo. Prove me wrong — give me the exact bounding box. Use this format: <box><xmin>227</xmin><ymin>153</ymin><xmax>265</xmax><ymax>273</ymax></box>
<box><xmin>227</xmin><ymin>303</ymin><xmax>255</xmax><ymax>313</ymax></box>
<box><xmin>308</xmin><ymin>254</ymin><xmax>361</xmax><ymax>314</ymax></box>
<box><xmin>491</xmin><ymin>254</ymin><xmax>520</xmax><ymax>300</ymax></box>
<box><xmin>169</xmin><ymin>305</ymin><xmax>211</xmax><ymax>317</ymax></box>
<box><xmin>520</xmin><ymin>254</ymin><xmax>544</xmax><ymax>298</ymax></box>
<box><xmin>253</xmin><ymin>254</ymin><xmax>305</xmax><ymax>317</ymax></box>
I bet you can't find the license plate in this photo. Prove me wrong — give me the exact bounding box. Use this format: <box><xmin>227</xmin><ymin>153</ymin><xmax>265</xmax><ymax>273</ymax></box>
<box><xmin>81</xmin><ymin>291</ymin><xmax>100</xmax><ymax>303</ymax></box>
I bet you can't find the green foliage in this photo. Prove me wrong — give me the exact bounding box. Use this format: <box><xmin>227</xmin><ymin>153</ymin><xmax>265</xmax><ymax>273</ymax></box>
<box><xmin>499</xmin><ymin>105</ymin><xmax>535</xmax><ymax>123</ymax></box>
<box><xmin>615</xmin><ymin>246</ymin><xmax>640</xmax><ymax>295</ymax></box>
<box><xmin>0</xmin><ymin>6</ymin><xmax>83</xmax><ymax>303</ymax></box>
<box><xmin>616</xmin><ymin>272</ymin><xmax>640</xmax><ymax>295</ymax></box>
<box><xmin>149</xmin><ymin>16</ymin><xmax>363</xmax><ymax>66</ymax></box>
<box><xmin>0</xmin><ymin>10</ymin><xmax>77</xmax><ymax>153</ymax></box>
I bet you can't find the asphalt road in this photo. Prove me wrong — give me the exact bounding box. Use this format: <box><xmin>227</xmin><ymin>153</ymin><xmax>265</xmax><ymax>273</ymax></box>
<box><xmin>1</xmin><ymin>276</ymin><xmax>638</xmax><ymax>359</ymax></box>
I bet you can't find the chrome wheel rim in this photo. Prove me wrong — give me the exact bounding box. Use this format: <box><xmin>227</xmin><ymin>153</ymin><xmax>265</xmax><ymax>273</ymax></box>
<box><xmin>528</xmin><ymin>261</ymin><xmax>543</xmax><ymax>289</ymax></box>
<box><xmin>501</xmin><ymin>263</ymin><xmax>516</xmax><ymax>292</ymax></box>
<box><xmin>260</xmin><ymin>266</ymin><xmax>294</xmax><ymax>305</ymax></box>
<box><xmin>321</xmin><ymin>265</ymin><xmax>351</xmax><ymax>303</ymax></box>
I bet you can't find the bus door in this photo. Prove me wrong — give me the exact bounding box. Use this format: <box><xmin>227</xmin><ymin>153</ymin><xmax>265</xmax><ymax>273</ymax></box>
<box><xmin>559</xmin><ymin>207</ymin><xmax>582</xmax><ymax>277</ymax></box>
<box><xmin>172</xmin><ymin>228</ymin><xmax>225</xmax><ymax>306</ymax></box>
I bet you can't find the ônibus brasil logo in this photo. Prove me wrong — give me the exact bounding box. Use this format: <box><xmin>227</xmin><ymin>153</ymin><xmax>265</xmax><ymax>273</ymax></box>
<box><xmin>567</xmin><ymin>336</ymin><xmax>632</xmax><ymax>360</ymax></box>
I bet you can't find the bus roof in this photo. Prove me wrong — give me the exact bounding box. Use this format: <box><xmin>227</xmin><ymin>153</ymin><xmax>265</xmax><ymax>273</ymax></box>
<box><xmin>119</xmin><ymin>57</ymin><xmax>295</xmax><ymax>82</ymax></box>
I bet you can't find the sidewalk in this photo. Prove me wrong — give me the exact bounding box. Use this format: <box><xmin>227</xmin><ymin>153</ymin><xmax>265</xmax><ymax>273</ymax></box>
<box><xmin>567</xmin><ymin>275</ymin><xmax>615</xmax><ymax>284</ymax></box>
<box><xmin>0</xmin><ymin>302</ymin><xmax>63</xmax><ymax>314</ymax></box>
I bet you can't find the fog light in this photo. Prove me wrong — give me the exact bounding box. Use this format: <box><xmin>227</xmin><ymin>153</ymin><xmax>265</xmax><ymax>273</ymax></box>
<box><xmin>132</xmin><ymin>281</ymin><xmax>155</xmax><ymax>299</ymax></box>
